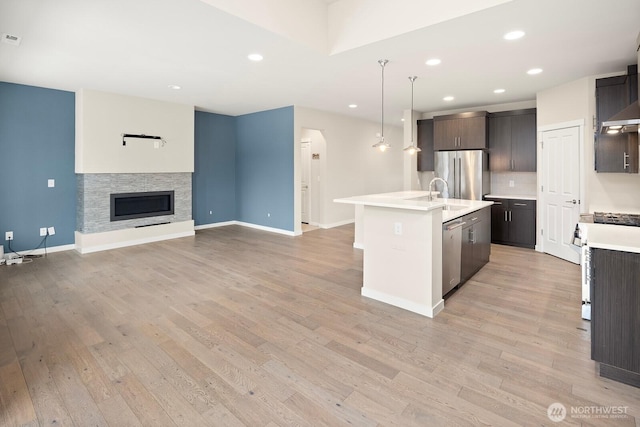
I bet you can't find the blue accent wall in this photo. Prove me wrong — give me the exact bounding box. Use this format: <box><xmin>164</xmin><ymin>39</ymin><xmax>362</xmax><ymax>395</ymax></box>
<box><xmin>236</xmin><ymin>106</ymin><xmax>294</xmax><ymax>231</ymax></box>
<box><xmin>0</xmin><ymin>82</ymin><xmax>76</xmax><ymax>252</ymax></box>
<box><xmin>193</xmin><ymin>111</ymin><xmax>236</xmax><ymax>225</ymax></box>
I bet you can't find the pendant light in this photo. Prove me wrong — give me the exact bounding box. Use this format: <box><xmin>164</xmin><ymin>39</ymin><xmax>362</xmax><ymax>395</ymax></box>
<box><xmin>403</xmin><ymin>76</ymin><xmax>421</xmax><ymax>155</ymax></box>
<box><xmin>372</xmin><ymin>59</ymin><xmax>390</xmax><ymax>152</ymax></box>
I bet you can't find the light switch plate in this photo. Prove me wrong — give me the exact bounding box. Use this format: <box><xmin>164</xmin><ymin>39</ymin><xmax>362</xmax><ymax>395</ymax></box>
<box><xmin>48</xmin><ymin>179</ymin><xmax>55</xmax><ymax>188</ymax></box>
<box><xmin>394</xmin><ymin>222</ymin><xmax>403</xmax><ymax>235</ymax></box>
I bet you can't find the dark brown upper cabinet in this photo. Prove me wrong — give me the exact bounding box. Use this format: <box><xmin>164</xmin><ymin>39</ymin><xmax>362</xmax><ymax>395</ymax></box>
<box><xmin>433</xmin><ymin>111</ymin><xmax>488</xmax><ymax>150</ymax></box>
<box><xmin>594</xmin><ymin>66</ymin><xmax>639</xmax><ymax>173</ymax></box>
<box><xmin>489</xmin><ymin>109</ymin><xmax>537</xmax><ymax>172</ymax></box>
<box><xmin>417</xmin><ymin>119</ymin><xmax>434</xmax><ymax>171</ymax></box>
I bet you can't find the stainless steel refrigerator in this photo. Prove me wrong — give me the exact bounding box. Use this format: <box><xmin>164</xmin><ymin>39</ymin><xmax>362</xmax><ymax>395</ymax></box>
<box><xmin>434</xmin><ymin>150</ymin><xmax>490</xmax><ymax>200</ymax></box>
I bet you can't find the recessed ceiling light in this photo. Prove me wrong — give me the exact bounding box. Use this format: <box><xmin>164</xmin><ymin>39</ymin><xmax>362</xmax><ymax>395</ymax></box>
<box><xmin>527</xmin><ymin>68</ymin><xmax>543</xmax><ymax>75</ymax></box>
<box><xmin>167</xmin><ymin>84</ymin><xmax>181</xmax><ymax>90</ymax></box>
<box><xmin>443</xmin><ymin>96</ymin><xmax>454</xmax><ymax>101</ymax></box>
<box><xmin>348</xmin><ymin>104</ymin><xmax>357</xmax><ymax>108</ymax></box>
<box><xmin>248</xmin><ymin>53</ymin><xmax>263</xmax><ymax>61</ymax></box>
<box><xmin>494</xmin><ymin>88</ymin><xmax>506</xmax><ymax>94</ymax></box>
<box><xmin>504</xmin><ymin>30</ymin><xmax>525</xmax><ymax>40</ymax></box>
<box><xmin>426</xmin><ymin>58</ymin><xmax>441</xmax><ymax>66</ymax></box>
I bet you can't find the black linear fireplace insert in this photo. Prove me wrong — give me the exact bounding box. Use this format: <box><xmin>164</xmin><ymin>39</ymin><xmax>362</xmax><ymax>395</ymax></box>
<box><xmin>110</xmin><ymin>190</ymin><xmax>174</xmax><ymax>221</ymax></box>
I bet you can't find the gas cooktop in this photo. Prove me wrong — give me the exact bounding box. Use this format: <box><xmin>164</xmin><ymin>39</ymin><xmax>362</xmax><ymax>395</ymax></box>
<box><xmin>593</xmin><ymin>212</ymin><xmax>640</xmax><ymax>227</ymax></box>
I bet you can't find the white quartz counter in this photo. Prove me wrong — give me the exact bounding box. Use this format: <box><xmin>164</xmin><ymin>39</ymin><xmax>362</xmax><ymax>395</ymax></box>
<box><xmin>334</xmin><ymin>191</ymin><xmax>445</xmax><ymax>212</ymax></box>
<box><xmin>335</xmin><ymin>191</ymin><xmax>493</xmax><ymax>223</ymax></box>
<box><xmin>584</xmin><ymin>223</ymin><xmax>640</xmax><ymax>254</ymax></box>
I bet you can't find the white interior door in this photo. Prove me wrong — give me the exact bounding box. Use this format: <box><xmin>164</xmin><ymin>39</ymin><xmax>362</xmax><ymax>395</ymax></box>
<box><xmin>542</xmin><ymin>126</ymin><xmax>580</xmax><ymax>264</ymax></box>
<box><xmin>301</xmin><ymin>142</ymin><xmax>311</xmax><ymax>224</ymax></box>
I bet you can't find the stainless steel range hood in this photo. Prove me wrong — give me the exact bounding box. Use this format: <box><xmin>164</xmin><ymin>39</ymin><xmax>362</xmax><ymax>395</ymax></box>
<box><xmin>600</xmin><ymin>101</ymin><xmax>640</xmax><ymax>134</ymax></box>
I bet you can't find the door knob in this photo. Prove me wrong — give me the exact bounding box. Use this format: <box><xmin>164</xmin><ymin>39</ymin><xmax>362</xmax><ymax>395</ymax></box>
<box><xmin>566</xmin><ymin>199</ymin><xmax>577</xmax><ymax>204</ymax></box>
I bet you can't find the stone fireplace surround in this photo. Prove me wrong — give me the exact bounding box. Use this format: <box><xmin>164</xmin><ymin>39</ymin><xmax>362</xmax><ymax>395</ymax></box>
<box><xmin>75</xmin><ymin>172</ymin><xmax>194</xmax><ymax>253</ymax></box>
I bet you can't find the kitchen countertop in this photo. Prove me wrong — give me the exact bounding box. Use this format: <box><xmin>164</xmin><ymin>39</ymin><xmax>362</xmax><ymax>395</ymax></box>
<box><xmin>485</xmin><ymin>194</ymin><xmax>537</xmax><ymax>201</ymax></box>
<box><xmin>584</xmin><ymin>223</ymin><xmax>640</xmax><ymax>254</ymax></box>
<box><xmin>334</xmin><ymin>191</ymin><xmax>445</xmax><ymax>212</ymax></box>
<box><xmin>334</xmin><ymin>191</ymin><xmax>493</xmax><ymax>222</ymax></box>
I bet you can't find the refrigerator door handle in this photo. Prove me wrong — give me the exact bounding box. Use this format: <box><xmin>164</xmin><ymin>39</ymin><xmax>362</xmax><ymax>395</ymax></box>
<box><xmin>457</xmin><ymin>157</ymin><xmax>462</xmax><ymax>198</ymax></box>
<box><xmin>452</xmin><ymin>157</ymin><xmax>457</xmax><ymax>198</ymax></box>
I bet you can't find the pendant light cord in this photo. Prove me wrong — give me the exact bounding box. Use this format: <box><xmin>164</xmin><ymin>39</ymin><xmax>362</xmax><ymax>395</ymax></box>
<box><xmin>410</xmin><ymin>76</ymin><xmax>417</xmax><ymax>142</ymax></box>
<box><xmin>379</xmin><ymin>59</ymin><xmax>388</xmax><ymax>140</ymax></box>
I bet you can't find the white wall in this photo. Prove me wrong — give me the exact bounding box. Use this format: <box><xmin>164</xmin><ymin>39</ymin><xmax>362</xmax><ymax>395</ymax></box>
<box><xmin>295</xmin><ymin>107</ymin><xmax>404</xmax><ymax>228</ymax></box>
<box><xmin>537</xmin><ymin>74</ymin><xmax>640</xmax><ymax>213</ymax></box>
<box><xmin>76</xmin><ymin>89</ymin><xmax>194</xmax><ymax>173</ymax></box>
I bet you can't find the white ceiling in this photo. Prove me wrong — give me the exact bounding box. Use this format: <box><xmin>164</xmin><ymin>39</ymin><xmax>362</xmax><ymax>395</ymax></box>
<box><xmin>1</xmin><ymin>0</ymin><xmax>639</xmax><ymax>126</ymax></box>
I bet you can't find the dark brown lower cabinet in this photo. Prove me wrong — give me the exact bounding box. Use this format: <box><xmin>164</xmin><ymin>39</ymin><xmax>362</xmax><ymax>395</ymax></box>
<box><xmin>485</xmin><ymin>198</ymin><xmax>536</xmax><ymax>249</ymax></box>
<box><xmin>591</xmin><ymin>248</ymin><xmax>640</xmax><ymax>388</ymax></box>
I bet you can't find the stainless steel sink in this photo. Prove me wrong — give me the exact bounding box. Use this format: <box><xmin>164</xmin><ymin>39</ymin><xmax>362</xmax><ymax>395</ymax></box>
<box><xmin>406</xmin><ymin>196</ymin><xmax>469</xmax><ymax>211</ymax></box>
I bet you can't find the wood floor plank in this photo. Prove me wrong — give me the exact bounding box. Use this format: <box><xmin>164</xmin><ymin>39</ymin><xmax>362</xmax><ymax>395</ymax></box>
<box><xmin>0</xmin><ymin>358</ymin><xmax>38</xmax><ymax>426</ymax></box>
<box><xmin>0</xmin><ymin>225</ymin><xmax>638</xmax><ymax>425</ymax></box>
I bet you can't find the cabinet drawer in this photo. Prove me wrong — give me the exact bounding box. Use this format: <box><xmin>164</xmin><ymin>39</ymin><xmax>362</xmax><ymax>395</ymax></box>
<box><xmin>510</xmin><ymin>200</ymin><xmax>535</xmax><ymax>209</ymax></box>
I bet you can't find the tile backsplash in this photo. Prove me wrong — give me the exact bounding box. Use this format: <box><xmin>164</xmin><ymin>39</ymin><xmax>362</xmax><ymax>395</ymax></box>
<box><xmin>490</xmin><ymin>172</ymin><xmax>537</xmax><ymax>196</ymax></box>
<box><xmin>419</xmin><ymin>170</ymin><xmax>537</xmax><ymax>197</ymax></box>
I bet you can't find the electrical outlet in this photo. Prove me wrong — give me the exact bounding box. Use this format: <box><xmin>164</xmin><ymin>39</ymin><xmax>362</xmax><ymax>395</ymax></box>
<box><xmin>47</xmin><ymin>226</ymin><xmax>56</xmax><ymax>236</ymax></box>
<box><xmin>5</xmin><ymin>231</ymin><xmax>13</xmax><ymax>241</ymax></box>
<box><xmin>509</xmin><ymin>180</ymin><xmax>515</xmax><ymax>188</ymax></box>
<box><xmin>40</xmin><ymin>227</ymin><xmax>47</xmax><ymax>236</ymax></box>
<box><xmin>209</xmin><ymin>210</ymin><xmax>213</xmax><ymax>215</ymax></box>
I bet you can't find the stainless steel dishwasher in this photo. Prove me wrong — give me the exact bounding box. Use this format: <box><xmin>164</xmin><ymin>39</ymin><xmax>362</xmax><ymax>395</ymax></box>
<box><xmin>442</xmin><ymin>219</ymin><xmax>464</xmax><ymax>295</ymax></box>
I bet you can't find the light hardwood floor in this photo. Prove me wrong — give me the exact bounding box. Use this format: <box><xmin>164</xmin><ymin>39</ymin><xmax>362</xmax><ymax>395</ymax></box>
<box><xmin>0</xmin><ymin>224</ymin><xmax>638</xmax><ymax>426</ymax></box>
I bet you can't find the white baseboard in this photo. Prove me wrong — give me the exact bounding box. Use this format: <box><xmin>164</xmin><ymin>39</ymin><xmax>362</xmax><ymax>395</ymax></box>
<box><xmin>235</xmin><ymin>221</ymin><xmax>296</xmax><ymax>236</ymax></box>
<box><xmin>3</xmin><ymin>243</ymin><xmax>76</xmax><ymax>257</ymax></box>
<box><xmin>361</xmin><ymin>287</ymin><xmax>444</xmax><ymax>318</ymax></box>
<box><xmin>319</xmin><ymin>219</ymin><xmax>355</xmax><ymax>229</ymax></box>
<box><xmin>195</xmin><ymin>221</ymin><xmax>238</xmax><ymax>230</ymax></box>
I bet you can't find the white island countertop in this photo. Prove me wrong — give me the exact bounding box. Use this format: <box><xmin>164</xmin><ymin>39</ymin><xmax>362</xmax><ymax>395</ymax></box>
<box><xmin>335</xmin><ymin>191</ymin><xmax>493</xmax><ymax>222</ymax></box>
<box><xmin>584</xmin><ymin>223</ymin><xmax>640</xmax><ymax>254</ymax></box>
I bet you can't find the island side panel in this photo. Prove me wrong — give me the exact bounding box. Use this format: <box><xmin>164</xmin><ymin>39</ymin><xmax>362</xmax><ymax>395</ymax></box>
<box><xmin>361</xmin><ymin>205</ymin><xmax>443</xmax><ymax>317</ymax></box>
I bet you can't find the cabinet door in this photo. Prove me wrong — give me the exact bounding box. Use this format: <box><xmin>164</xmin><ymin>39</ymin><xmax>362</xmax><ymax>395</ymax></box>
<box><xmin>511</xmin><ymin>113</ymin><xmax>537</xmax><ymax>172</ymax></box>
<box><xmin>488</xmin><ymin>200</ymin><xmax>509</xmax><ymax>243</ymax></box>
<box><xmin>509</xmin><ymin>200</ymin><xmax>536</xmax><ymax>248</ymax></box>
<box><xmin>489</xmin><ymin>116</ymin><xmax>512</xmax><ymax>171</ymax></box>
<box><xmin>596</xmin><ymin>75</ymin><xmax>628</xmax><ymax>125</ymax></box>
<box><xmin>459</xmin><ymin>116</ymin><xmax>488</xmax><ymax>149</ymax></box>
<box><xmin>595</xmin><ymin>133</ymin><xmax>639</xmax><ymax>173</ymax></box>
<box><xmin>591</xmin><ymin>249</ymin><xmax>640</xmax><ymax>375</ymax></box>
<box><xmin>473</xmin><ymin>207</ymin><xmax>491</xmax><ymax>267</ymax></box>
<box><xmin>433</xmin><ymin>119</ymin><xmax>459</xmax><ymax>150</ymax></box>
<box><xmin>417</xmin><ymin>119</ymin><xmax>434</xmax><ymax>171</ymax></box>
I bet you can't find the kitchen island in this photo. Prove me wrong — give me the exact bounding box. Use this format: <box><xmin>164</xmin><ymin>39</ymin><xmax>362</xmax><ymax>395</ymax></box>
<box><xmin>335</xmin><ymin>191</ymin><xmax>493</xmax><ymax>318</ymax></box>
<box><xmin>582</xmin><ymin>222</ymin><xmax>640</xmax><ymax>388</ymax></box>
